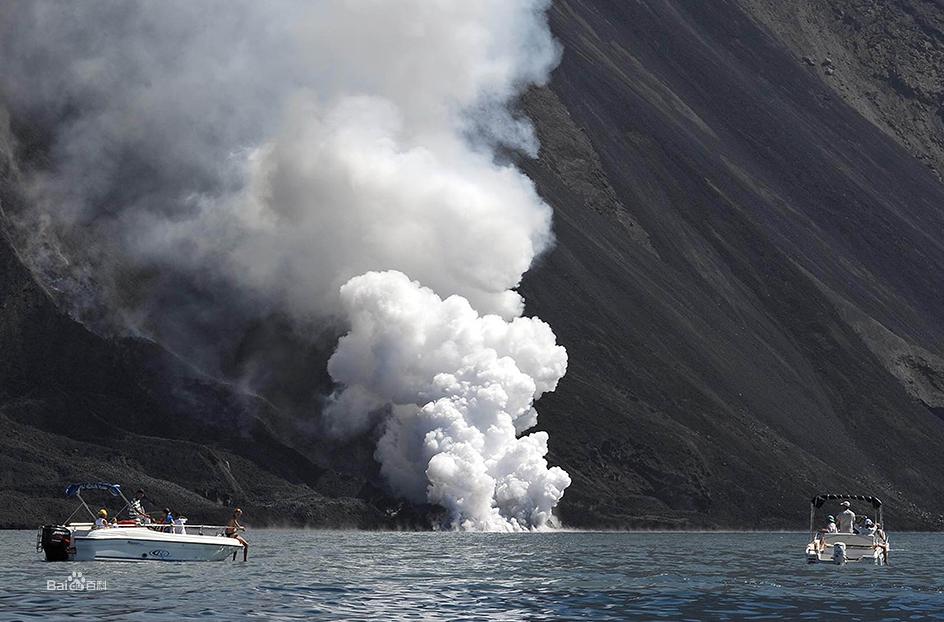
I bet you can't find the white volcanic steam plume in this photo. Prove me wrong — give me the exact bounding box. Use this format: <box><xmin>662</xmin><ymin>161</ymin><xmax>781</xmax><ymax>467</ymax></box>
<box><xmin>328</xmin><ymin>271</ymin><xmax>569</xmax><ymax>530</ymax></box>
<box><xmin>0</xmin><ymin>1</ymin><xmax>570</xmax><ymax>529</ymax></box>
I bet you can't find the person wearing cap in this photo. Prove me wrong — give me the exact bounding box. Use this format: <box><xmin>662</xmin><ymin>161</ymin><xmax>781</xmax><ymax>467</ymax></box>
<box><xmin>837</xmin><ymin>501</ymin><xmax>855</xmax><ymax>533</ymax></box>
<box><xmin>861</xmin><ymin>517</ymin><xmax>876</xmax><ymax>536</ymax></box>
<box><xmin>825</xmin><ymin>515</ymin><xmax>838</xmax><ymax>533</ymax></box>
<box><xmin>94</xmin><ymin>509</ymin><xmax>113</xmax><ymax>529</ymax></box>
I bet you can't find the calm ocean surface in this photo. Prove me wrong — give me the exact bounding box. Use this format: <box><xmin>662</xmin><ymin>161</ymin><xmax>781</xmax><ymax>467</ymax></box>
<box><xmin>2</xmin><ymin>530</ymin><xmax>942</xmax><ymax>620</ymax></box>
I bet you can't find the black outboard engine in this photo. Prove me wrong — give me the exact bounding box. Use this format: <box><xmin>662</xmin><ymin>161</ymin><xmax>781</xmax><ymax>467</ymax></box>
<box><xmin>38</xmin><ymin>525</ymin><xmax>72</xmax><ymax>561</ymax></box>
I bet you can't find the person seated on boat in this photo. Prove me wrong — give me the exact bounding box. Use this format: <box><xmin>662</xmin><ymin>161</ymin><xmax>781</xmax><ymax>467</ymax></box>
<box><xmin>816</xmin><ymin>516</ymin><xmax>834</xmax><ymax>536</ymax></box>
<box><xmin>837</xmin><ymin>501</ymin><xmax>855</xmax><ymax>533</ymax></box>
<box><xmin>172</xmin><ymin>511</ymin><xmax>187</xmax><ymax>534</ymax></box>
<box><xmin>862</xmin><ymin>517</ymin><xmax>876</xmax><ymax>536</ymax></box>
<box><xmin>162</xmin><ymin>508</ymin><xmax>175</xmax><ymax>532</ymax></box>
<box><xmin>873</xmin><ymin>522</ymin><xmax>889</xmax><ymax>565</ymax></box>
<box><xmin>94</xmin><ymin>508</ymin><xmax>113</xmax><ymax>529</ymax></box>
<box><xmin>130</xmin><ymin>489</ymin><xmax>151</xmax><ymax>522</ymax></box>
<box><xmin>815</xmin><ymin>516</ymin><xmax>838</xmax><ymax>552</ymax></box>
<box><xmin>226</xmin><ymin>508</ymin><xmax>249</xmax><ymax>561</ymax></box>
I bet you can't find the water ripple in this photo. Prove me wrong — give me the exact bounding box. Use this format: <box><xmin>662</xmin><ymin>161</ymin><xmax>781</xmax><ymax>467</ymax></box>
<box><xmin>3</xmin><ymin>531</ymin><xmax>942</xmax><ymax>620</ymax></box>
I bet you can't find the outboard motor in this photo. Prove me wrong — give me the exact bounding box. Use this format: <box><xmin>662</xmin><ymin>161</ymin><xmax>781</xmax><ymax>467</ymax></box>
<box><xmin>38</xmin><ymin>525</ymin><xmax>72</xmax><ymax>561</ymax></box>
<box><xmin>831</xmin><ymin>541</ymin><xmax>847</xmax><ymax>566</ymax></box>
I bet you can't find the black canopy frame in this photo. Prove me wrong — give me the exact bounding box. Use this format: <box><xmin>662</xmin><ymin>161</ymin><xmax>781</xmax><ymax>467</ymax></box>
<box><xmin>808</xmin><ymin>493</ymin><xmax>884</xmax><ymax>536</ymax></box>
<box><xmin>810</xmin><ymin>494</ymin><xmax>882</xmax><ymax>509</ymax></box>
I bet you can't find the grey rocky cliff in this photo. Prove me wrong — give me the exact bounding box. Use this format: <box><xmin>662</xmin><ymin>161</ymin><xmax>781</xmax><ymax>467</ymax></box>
<box><xmin>518</xmin><ymin>0</ymin><xmax>944</xmax><ymax>529</ymax></box>
<box><xmin>740</xmin><ymin>0</ymin><xmax>944</xmax><ymax>181</ymax></box>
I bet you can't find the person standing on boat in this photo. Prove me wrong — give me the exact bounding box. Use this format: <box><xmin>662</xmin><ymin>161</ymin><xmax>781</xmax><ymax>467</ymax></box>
<box><xmin>837</xmin><ymin>501</ymin><xmax>855</xmax><ymax>533</ymax></box>
<box><xmin>130</xmin><ymin>489</ymin><xmax>151</xmax><ymax>522</ymax></box>
<box><xmin>226</xmin><ymin>508</ymin><xmax>249</xmax><ymax>561</ymax></box>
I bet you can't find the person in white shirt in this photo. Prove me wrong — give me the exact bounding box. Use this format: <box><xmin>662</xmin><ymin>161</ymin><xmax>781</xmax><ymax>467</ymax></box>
<box><xmin>862</xmin><ymin>518</ymin><xmax>876</xmax><ymax>536</ymax></box>
<box><xmin>837</xmin><ymin>501</ymin><xmax>855</xmax><ymax>533</ymax></box>
<box><xmin>817</xmin><ymin>515</ymin><xmax>839</xmax><ymax>552</ymax></box>
<box><xmin>172</xmin><ymin>512</ymin><xmax>187</xmax><ymax>535</ymax></box>
<box><xmin>94</xmin><ymin>508</ymin><xmax>112</xmax><ymax>529</ymax></box>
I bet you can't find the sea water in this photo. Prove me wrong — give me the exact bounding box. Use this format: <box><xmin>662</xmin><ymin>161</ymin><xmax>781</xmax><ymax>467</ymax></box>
<box><xmin>2</xmin><ymin>530</ymin><xmax>942</xmax><ymax>620</ymax></box>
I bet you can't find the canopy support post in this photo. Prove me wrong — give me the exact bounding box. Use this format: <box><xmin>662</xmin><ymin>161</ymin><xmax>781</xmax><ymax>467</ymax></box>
<box><xmin>75</xmin><ymin>492</ymin><xmax>96</xmax><ymax>521</ymax></box>
<box><xmin>113</xmin><ymin>489</ymin><xmax>133</xmax><ymax>520</ymax></box>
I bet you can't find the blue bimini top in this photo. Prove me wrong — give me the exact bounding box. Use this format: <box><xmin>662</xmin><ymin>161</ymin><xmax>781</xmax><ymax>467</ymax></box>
<box><xmin>65</xmin><ymin>482</ymin><xmax>122</xmax><ymax>498</ymax></box>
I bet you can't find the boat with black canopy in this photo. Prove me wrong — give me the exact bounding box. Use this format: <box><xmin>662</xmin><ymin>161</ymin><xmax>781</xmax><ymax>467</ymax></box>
<box><xmin>805</xmin><ymin>493</ymin><xmax>888</xmax><ymax>565</ymax></box>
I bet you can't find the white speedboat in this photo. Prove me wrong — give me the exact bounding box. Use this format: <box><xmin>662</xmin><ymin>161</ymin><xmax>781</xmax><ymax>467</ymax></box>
<box><xmin>37</xmin><ymin>482</ymin><xmax>244</xmax><ymax>562</ymax></box>
<box><xmin>804</xmin><ymin>493</ymin><xmax>889</xmax><ymax>565</ymax></box>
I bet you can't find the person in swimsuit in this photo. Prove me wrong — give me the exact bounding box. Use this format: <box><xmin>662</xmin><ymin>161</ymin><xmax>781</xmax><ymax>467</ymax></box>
<box><xmin>873</xmin><ymin>523</ymin><xmax>889</xmax><ymax>565</ymax></box>
<box><xmin>226</xmin><ymin>508</ymin><xmax>249</xmax><ymax>561</ymax></box>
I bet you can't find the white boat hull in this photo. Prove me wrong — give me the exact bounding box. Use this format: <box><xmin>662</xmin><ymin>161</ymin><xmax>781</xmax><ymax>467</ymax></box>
<box><xmin>69</xmin><ymin>527</ymin><xmax>243</xmax><ymax>562</ymax></box>
<box><xmin>805</xmin><ymin>533</ymin><xmax>885</xmax><ymax>565</ymax></box>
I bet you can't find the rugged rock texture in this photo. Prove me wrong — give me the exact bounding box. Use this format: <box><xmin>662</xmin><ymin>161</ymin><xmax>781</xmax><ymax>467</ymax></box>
<box><xmin>3</xmin><ymin>0</ymin><xmax>944</xmax><ymax>530</ymax></box>
<box><xmin>0</xmin><ymin>194</ymin><xmax>387</xmax><ymax>528</ymax></box>
<box><xmin>518</xmin><ymin>0</ymin><xmax>944</xmax><ymax>529</ymax></box>
<box><xmin>740</xmin><ymin>0</ymin><xmax>944</xmax><ymax>181</ymax></box>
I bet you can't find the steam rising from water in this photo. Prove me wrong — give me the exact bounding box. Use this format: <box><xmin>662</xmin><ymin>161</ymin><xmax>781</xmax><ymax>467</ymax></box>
<box><xmin>0</xmin><ymin>0</ymin><xmax>570</xmax><ymax>529</ymax></box>
<box><xmin>328</xmin><ymin>271</ymin><xmax>569</xmax><ymax>529</ymax></box>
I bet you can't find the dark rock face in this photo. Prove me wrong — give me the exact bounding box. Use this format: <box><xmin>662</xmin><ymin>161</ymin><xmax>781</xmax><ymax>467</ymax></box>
<box><xmin>740</xmin><ymin>0</ymin><xmax>944</xmax><ymax>181</ymax></box>
<box><xmin>0</xmin><ymin>208</ymin><xmax>388</xmax><ymax>528</ymax></box>
<box><xmin>518</xmin><ymin>0</ymin><xmax>944</xmax><ymax>529</ymax></box>
<box><xmin>3</xmin><ymin>0</ymin><xmax>944</xmax><ymax>530</ymax></box>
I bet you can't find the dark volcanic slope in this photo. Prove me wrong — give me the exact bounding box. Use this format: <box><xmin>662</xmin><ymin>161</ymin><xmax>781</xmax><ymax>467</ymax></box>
<box><xmin>0</xmin><ymin>216</ymin><xmax>382</xmax><ymax>528</ymax></box>
<box><xmin>3</xmin><ymin>1</ymin><xmax>944</xmax><ymax>530</ymax></box>
<box><xmin>519</xmin><ymin>0</ymin><xmax>944</xmax><ymax>529</ymax></box>
<box><xmin>741</xmin><ymin>0</ymin><xmax>944</xmax><ymax>182</ymax></box>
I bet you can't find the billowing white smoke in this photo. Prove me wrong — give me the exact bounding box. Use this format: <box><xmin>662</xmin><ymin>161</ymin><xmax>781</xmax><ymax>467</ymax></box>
<box><xmin>0</xmin><ymin>0</ymin><xmax>571</xmax><ymax>529</ymax></box>
<box><xmin>327</xmin><ymin>271</ymin><xmax>570</xmax><ymax>530</ymax></box>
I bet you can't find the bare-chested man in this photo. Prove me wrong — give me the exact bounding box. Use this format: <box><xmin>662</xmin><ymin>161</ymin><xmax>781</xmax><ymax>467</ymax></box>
<box><xmin>226</xmin><ymin>508</ymin><xmax>249</xmax><ymax>561</ymax></box>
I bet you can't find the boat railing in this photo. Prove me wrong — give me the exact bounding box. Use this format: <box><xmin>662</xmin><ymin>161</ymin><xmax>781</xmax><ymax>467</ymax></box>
<box><xmin>66</xmin><ymin>522</ymin><xmax>243</xmax><ymax>536</ymax></box>
<box><xmin>145</xmin><ymin>524</ymin><xmax>238</xmax><ymax>536</ymax></box>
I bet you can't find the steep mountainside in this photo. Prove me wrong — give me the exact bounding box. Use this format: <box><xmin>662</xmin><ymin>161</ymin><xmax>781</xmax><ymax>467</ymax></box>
<box><xmin>519</xmin><ymin>0</ymin><xmax>944</xmax><ymax>528</ymax></box>
<box><xmin>2</xmin><ymin>0</ymin><xmax>944</xmax><ymax>529</ymax></box>
<box><xmin>0</xmin><ymin>163</ymin><xmax>385</xmax><ymax>527</ymax></box>
<box><xmin>741</xmin><ymin>0</ymin><xmax>944</xmax><ymax>181</ymax></box>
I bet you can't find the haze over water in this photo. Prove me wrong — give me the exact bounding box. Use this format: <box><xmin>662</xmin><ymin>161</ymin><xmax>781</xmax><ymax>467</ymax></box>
<box><xmin>3</xmin><ymin>531</ymin><xmax>942</xmax><ymax>620</ymax></box>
